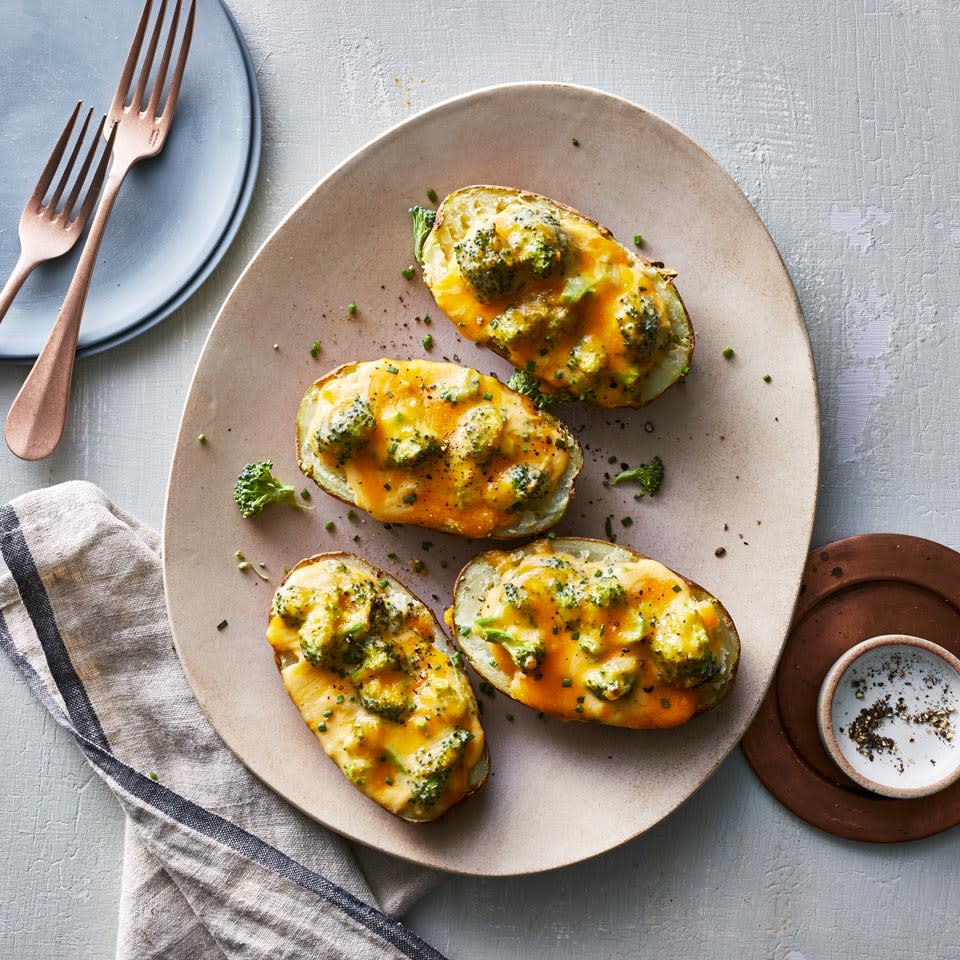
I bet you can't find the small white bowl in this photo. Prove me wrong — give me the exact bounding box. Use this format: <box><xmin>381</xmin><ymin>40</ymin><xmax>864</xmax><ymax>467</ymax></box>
<box><xmin>817</xmin><ymin>634</ymin><xmax>960</xmax><ymax>799</ymax></box>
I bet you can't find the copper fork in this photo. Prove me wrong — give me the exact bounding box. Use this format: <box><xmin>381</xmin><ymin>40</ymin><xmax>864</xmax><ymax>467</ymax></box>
<box><xmin>6</xmin><ymin>0</ymin><xmax>197</xmax><ymax>461</ymax></box>
<box><xmin>0</xmin><ymin>102</ymin><xmax>114</xmax><ymax>325</ymax></box>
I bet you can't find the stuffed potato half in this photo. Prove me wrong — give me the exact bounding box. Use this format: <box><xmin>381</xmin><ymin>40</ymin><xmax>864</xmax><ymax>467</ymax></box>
<box><xmin>450</xmin><ymin>538</ymin><xmax>739</xmax><ymax>728</ymax></box>
<box><xmin>297</xmin><ymin>359</ymin><xmax>584</xmax><ymax>538</ymax></box>
<box><xmin>419</xmin><ymin>186</ymin><xmax>694</xmax><ymax>409</ymax></box>
<box><xmin>267</xmin><ymin>553</ymin><xmax>488</xmax><ymax>822</ymax></box>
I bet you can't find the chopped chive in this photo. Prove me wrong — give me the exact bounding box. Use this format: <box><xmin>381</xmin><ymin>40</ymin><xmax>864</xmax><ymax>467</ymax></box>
<box><xmin>148</xmin><ymin>771</ymin><xmax>159</xmax><ymax>782</ymax></box>
<box><xmin>387</xmin><ymin>551</ymin><xmax>398</xmax><ymax>560</ymax></box>
<box><xmin>661</xmin><ymin>698</ymin><xmax>671</xmax><ymax>709</ymax></box>
<box><xmin>347</xmin><ymin>509</ymin><xmax>357</xmax><ymax>520</ymax></box>
<box><xmin>422</xmin><ymin>314</ymin><xmax>431</xmax><ymax>325</ymax></box>
<box><xmin>547</xmin><ymin>531</ymin><xmax>557</xmax><ymax>539</ymax></box>
<box><xmin>403</xmin><ymin>492</ymin><xmax>418</xmax><ymax>505</ymax></box>
<box><xmin>300</xmin><ymin>489</ymin><xmax>311</xmax><ymax>501</ymax></box>
<box><xmin>412</xmin><ymin>559</ymin><xmax>426</xmax><ymax>573</ymax></box>
<box><xmin>571</xmin><ymin>137</ymin><xmax>580</xmax><ymax>147</ymax></box>
<box><xmin>325</xmin><ymin>521</ymin><xmax>334</xmax><ymax>531</ymax></box>
<box><xmin>763</xmin><ymin>373</ymin><xmax>772</xmax><ymax>383</ymax></box>
<box><xmin>482</xmin><ymin>392</ymin><xmax>493</xmax><ymax>401</ymax></box>
<box><xmin>378</xmin><ymin>578</ymin><xmax>389</xmax><ymax>588</ymax></box>
<box><xmin>621</xmin><ymin>516</ymin><xmax>633</xmax><ymax>527</ymax></box>
<box><xmin>450</xmin><ymin>652</ymin><xmax>463</xmax><ymax>668</ymax></box>
<box><xmin>401</xmin><ymin>265</ymin><xmax>415</xmax><ymax>280</ymax></box>
<box><xmin>347</xmin><ymin>303</ymin><xmax>357</xmax><ymax>315</ymax></box>
<box><xmin>323</xmin><ymin>709</ymin><xmax>333</xmax><ymax>718</ymax></box>
<box><xmin>422</xmin><ymin>334</ymin><xmax>433</xmax><ymax>350</ymax></box>
<box><xmin>561</xmin><ymin>677</ymin><xmax>572</xmax><ymax>688</ymax></box>
<box><xmin>216</xmin><ymin>619</ymin><xmax>228</xmax><ymax>631</ymax></box>
<box><xmin>672</xmin><ymin>583</ymin><xmax>682</xmax><ymax>592</ymax></box>
<box><xmin>426</xmin><ymin>188</ymin><xmax>438</xmax><ymax>204</ymax></box>
<box><xmin>722</xmin><ymin>346</ymin><xmax>735</xmax><ymax>358</ymax></box>
<box><xmin>336</xmin><ymin>695</ymin><xmax>345</xmax><ymax>704</ymax></box>
<box><xmin>385</xmin><ymin>776</ymin><xmax>394</xmax><ymax>785</ymax></box>
<box><xmin>310</xmin><ymin>340</ymin><xmax>321</xmax><ymax>358</ymax></box>
<box><xmin>197</xmin><ymin>433</ymin><xmax>207</xmax><ymax>444</ymax></box>
<box><xmin>317</xmin><ymin>722</ymin><xmax>327</xmax><ymax>732</ymax></box>
<box><xmin>460</xmin><ymin>626</ymin><xmax>471</xmax><ymax>636</ymax></box>
<box><xmin>633</xmin><ymin>234</ymin><xmax>644</xmax><ymax>247</ymax></box>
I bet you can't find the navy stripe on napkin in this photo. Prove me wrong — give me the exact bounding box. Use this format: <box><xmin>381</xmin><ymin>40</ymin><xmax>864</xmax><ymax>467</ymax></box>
<box><xmin>0</xmin><ymin>506</ymin><xmax>447</xmax><ymax>960</ymax></box>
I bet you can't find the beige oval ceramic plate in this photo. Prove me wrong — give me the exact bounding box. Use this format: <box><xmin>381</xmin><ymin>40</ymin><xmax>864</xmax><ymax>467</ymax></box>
<box><xmin>163</xmin><ymin>83</ymin><xmax>819</xmax><ymax>876</ymax></box>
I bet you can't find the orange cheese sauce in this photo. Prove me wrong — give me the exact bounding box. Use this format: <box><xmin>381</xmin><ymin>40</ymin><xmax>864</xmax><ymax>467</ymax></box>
<box><xmin>267</xmin><ymin>558</ymin><xmax>485</xmax><ymax>818</ymax></box>
<box><xmin>429</xmin><ymin>208</ymin><xmax>678</xmax><ymax>408</ymax></box>
<box><xmin>304</xmin><ymin>359</ymin><xmax>575</xmax><ymax>537</ymax></box>
<box><xmin>465</xmin><ymin>542</ymin><xmax>725</xmax><ymax>729</ymax></box>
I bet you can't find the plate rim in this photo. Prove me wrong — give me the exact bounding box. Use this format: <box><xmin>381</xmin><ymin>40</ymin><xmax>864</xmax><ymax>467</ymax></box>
<box><xmin>0</xmin><ymin>0</ymin><xmax>262</xmax><ymax>365</ymax></box>
<box><xmin>163</xmin><ymin>80</ymin><xmax>821</xmax><ymax>876</ymax></box>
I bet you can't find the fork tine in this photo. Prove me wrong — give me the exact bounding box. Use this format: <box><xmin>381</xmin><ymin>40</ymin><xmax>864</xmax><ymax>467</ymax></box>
<box><xmin>132</xmin><ymin>0</ymin><xmax>168</xmax><ymax>112</ymax></box>
<box><xmin>111</xmin><ymin>0</ymin><xmax>153</xmax><ymax>115</ymax></box>
<box><xmin>64</xmin><ymin>116</ymin><xmax>112</xmax><ymax>224</ymax></box>
<box><xmin>46</xmin><ymin>107</ymin><xmax>93</xmax><ymax>216</ymax></box>
<box><xmin>155</xmin><ymin>0</ymin><xmax>195</xmax><ymax>122</ymax></box>
<box><xmin>28</xmin><ymin>101</ymin><xmax>82</xmax><ymax>211</ymax></box>
<box><xmin>71</xmin><ymin>121</ymin><xmax>117</xmax><ymax>226</ymax></box>
<box><xmin>146</xmin><ymin>0</ymin><xmax>183</xmax><ymax>118</ymax></box>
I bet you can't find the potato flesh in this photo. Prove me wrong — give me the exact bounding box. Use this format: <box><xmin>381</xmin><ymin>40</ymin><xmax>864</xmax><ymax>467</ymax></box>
<box><xmin>299</xmin><ymin>359</ymin><xmax>577</xmax><ymax>538</ymax></box>
<box><xmin>457</xmin><ymin>541</ymin><xmax>731</xmax><ymax>729</ymax></box>
<box><xmin>423</xmin><ymin>188</ymin><xmax>693</xmax><ymax>408</ymax></box>
<box><xmin>267</xmin><ymin>557</ymin><xmax>485</xmax><ymax>820</ymax></box>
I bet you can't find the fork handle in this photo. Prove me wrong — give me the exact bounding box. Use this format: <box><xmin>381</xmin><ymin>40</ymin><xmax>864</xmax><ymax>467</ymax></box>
<box><xmin>0</xmin><ymin>254</ymin><xmax>36</xmax><ymax>326</ymax></box>
<box><xmin>5</xmin><ymin>163</ymin><xmax>130</xmax><ymax>460</ymax></box>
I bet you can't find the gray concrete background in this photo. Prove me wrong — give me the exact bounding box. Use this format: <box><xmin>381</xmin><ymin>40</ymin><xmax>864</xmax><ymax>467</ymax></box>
<box><xmin>2</xmin><ymin>0</ymin><xmax>959</xmax><ymax>957</ymax></box>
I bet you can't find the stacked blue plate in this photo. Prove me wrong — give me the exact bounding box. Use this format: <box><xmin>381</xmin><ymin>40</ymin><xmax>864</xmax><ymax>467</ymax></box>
<box><xmin>0</xmin><ymin>0</ymin><xmax>261</xmax><ymax>361</ymax></box>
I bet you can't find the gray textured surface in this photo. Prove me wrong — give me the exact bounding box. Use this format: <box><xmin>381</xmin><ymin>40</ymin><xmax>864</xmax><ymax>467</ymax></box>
<box><xmin>1</xmin><ymin>0</ymin><xmax>958</xmax><ymax>957</ymax></box>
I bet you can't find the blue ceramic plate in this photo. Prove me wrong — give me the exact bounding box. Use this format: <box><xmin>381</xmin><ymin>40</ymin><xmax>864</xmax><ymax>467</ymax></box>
<box><xmin>0</xmin><ymin>0</ymin><xmax>260</xmax><ymax>362</ymax></box>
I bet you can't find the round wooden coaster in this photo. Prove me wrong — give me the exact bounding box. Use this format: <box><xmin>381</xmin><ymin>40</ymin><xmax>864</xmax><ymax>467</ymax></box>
<box><xmin>741</xmin><ymin>534</ymin><xmax>960</xmax><ymax>842</ymax></box>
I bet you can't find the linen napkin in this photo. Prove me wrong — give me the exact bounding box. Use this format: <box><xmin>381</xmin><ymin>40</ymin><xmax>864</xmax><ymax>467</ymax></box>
<box><xmin>0</xmin><ymin>481</ymin><xmax>447</xmax><ymax>960</ymax></box>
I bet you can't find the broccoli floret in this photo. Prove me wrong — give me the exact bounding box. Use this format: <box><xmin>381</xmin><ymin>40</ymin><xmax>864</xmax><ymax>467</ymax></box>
<box><xmin>650</xmin><ymin>609</ymin><xmax>720</xmax><ymax>688</ymax></box>
<box><xmin>386</xmin><ymin>427</ymin><xmax>441</xmax><ymax>467</ymax></box>
<box><xmin>349</xmin><ymin>635</ymin><xmax>406</xmax><ymax>682</ymax></box>
<box><xmin>370</xmin><ymin>595</ymin><xmax>408</xmax><ymax>634</ymax></box>
<box><xmin>298</xmin><ymin>607</ymin><xmax>344</xmax><ymax>667</ymax></box>
<box><xmin>578</xmin><ymin>632</ymin><xmax>603</xmax><ymax>659</ymax></box>
<box><xmin>272</xmin><ymin>584</ymin><xmax>317</xmax><ymax>626</ymax></box>
<box><xmin>489</xmin><ymin>297</ymin><xmax>570</xmax><ymax>354</ymax></box>
<box><xmin>233</xmin><ymin>460</ymin><xmax>312</xmax><ymax>519</ymax></box>
<box><xmin>315</xmin><ymin>397</ymin><xmax>377</xmax><ymax>463</ymax></box>
<box><xmin>584</xmin><ymin>656</ymin><xmax>638</xmax><ymax>701</ymax></box>
<box><xmin>503</xmin><ymin>463</ymin><xmax>550</xmax><ymax>505</ymax></box>
<box><xmin>454</xmin><ymin>226</ymin><xmax>517</xmax><ymax>302</ymax></box>
<box><xmin>480</xmin><ymin>626</ymin><xmax>546</xmax><ymax>674</ymax></box>
<box><xmin>342</xmin><ymin>757</ymin><xmax>373</xmax><ymax>786</ymax></box>
<box><xmin>448</xmin><ymin>406</ymin><xmax>505</xmax><ymax>466</ymax></box>
<box><xmin>501</xmin><ymin>208</ymin><xmax>567</xmax><ymax>279</ymax></box>
<box><xmin>588</xmin><ymin>575</ymin><xmax>626</xmax><ymax>608</ymax></box>
<box><xmin>438</xmin><ymin>372</ymin><xmax>482</xmax><ymax>405</ymax></box>
<box><xmin>357</xmin><ymin>676</ymin><xmax>414</xmax><ymax>722</ymax></box>
<box><xmin>554</xmin><ymin>580</ymin><xmax>583</xmax><ymax>608</ymax></box>
<box><xmin>506</xmin><ymin>369</ymin><xmax>572</xmax><ymax>409</ymax></box>
<box><xmin>502</xmin><ymin>581</ymin><xmax>526</xmax><ymax>609</ymax></box>
<box><xmin>565</xmin><ymin>335</ymin><xmax>607</xmax><ymax>393</ymax></box>
<box><xmin>408</xmin><ymin>728</ymin><xmax>473</xmax><ymax>810</ymax></box>
<box><xmin>616</xmin><ymin>292</ymin><xmax>667</xmax><ymax>360</ymax></box>
<box><xmin>409</xmin><ymin>204</ymin><xmax>437</xmax><ymax>265</ymax></box>
<box><xmin>612</xmin><ymin>455</ymin><xmax>664</xmax><ymax>497</ymax></box>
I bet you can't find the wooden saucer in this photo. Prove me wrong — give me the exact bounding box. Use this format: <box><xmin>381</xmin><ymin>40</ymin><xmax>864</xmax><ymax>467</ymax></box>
<box><xmin>741</xmin><ymin>534</ymin><xmax>960</xmax><ymax>842</ymax></box>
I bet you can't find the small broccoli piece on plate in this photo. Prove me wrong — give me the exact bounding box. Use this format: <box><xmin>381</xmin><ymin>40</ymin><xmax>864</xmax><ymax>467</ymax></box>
<box><xmin>386</xmin><ymin>427</ymin><xmax>441</xmax><ymax>468</ymax></box>
<box><xmin>584</xmin><ymin>656</ymin><xmax>638</xmax><ymax>701</ymax></box>
<box><xmin>234</xmin><ymin>460</ymin><xmax>312</xmax><ymax>519</ymax></box>
<box><xmin>315</xmin><ymin>396</ymin><xmax>377</xmax><ymax>463</ymax></box>
<box><xmin>650</xmin><ymin>608</ymin><xmax>721</xmax><ymax>688</ymax></box>
<box><xmin>612</xmin><ymin>455</ymin><xmax>664</xmax><ymax>497</ymax></box>
<box><xmin>407</xmin><ymin>728</ymin><xmax>473</xmax><ymax>810</ymax></box>
<box><xmin>409</xmin><ymin>204</ymin><xmax>437</xmax><ymax>265</ymax></box>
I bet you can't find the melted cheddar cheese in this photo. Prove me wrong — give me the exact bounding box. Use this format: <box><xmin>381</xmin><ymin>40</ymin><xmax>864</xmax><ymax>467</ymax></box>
<box><xmin>456</xmin><ymin>541</ymin><xmax>731</xmax><ymax>729</ymax></box>
<box><xmin>299</xmin><ymin>359</ymin><xmax>577</xmax><ymax>538</ymax></box>
<box><xmin>424</xmin><ymin>190</ymin><xmax>691</xmax><ymax>409</ymax></box>
<box><xmin>267</xmin><ymin>557</ymin><xmax>486</xmax><ymax>820</ymax></box>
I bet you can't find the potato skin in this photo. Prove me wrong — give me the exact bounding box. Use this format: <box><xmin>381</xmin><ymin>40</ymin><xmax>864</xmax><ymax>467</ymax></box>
<box><xmin>423</xmin><ymin>186</ymin><xmax>695</xmax><ymax>410</ymax></box>
<box><xmin>269</xmin><ymin>552</ymin><xmax>489</xmax><ymax>823</ymax></box>
<box><xmin>296</xmin><ymin>359</ymin><xmax>584</xmax><ymax>539</ymax></box>
<box><xmin>451</xmin><ymin>537</ymin><xmax>740</xmax><ymax>725</ymax></box>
